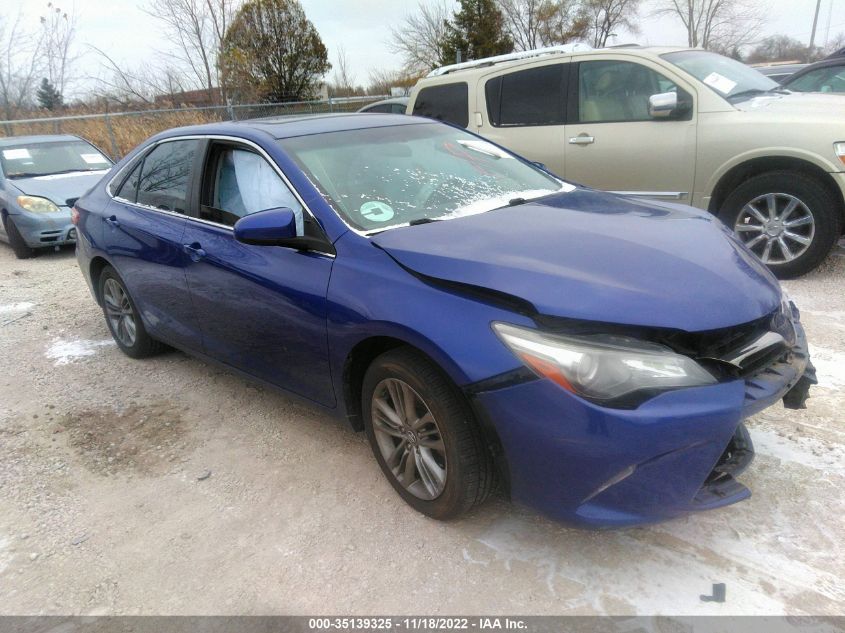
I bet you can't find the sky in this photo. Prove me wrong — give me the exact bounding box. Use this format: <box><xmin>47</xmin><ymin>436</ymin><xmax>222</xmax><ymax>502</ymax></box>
<box><xmin>10</xmin><ymin>0</ymin><xmax>845</xmax><ymax>99</ymax></box>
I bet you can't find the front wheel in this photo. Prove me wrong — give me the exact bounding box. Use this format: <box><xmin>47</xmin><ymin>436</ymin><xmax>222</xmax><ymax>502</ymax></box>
<box><xmin>3</xmin><ymin>216</ymin><xmax>37</xmax><ymax>259</ymax></box>
<box><xmin>362</xmin><ymin>348</ymin><xmax>493</xmax><ymax>520</ymax></box>
<box><xmin>720</xmin><ymin>171</ymin><xmax>842</xmax><ymax>278</ymax></box>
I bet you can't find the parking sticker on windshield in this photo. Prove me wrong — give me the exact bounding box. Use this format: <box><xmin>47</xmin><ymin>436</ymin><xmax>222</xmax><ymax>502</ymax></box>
<box><xmin>360</xmin><ymin>201</ymin><xmax>395</xmax><ymax>223</ymax></box>
<box><xmin>81</xmin><ymin>153</ymin><xmax>109</xmax><ymax>164</ymax></box>
<box><xmin>2</xmin><ymin>148</ymin><xmax>31</xmax><ymax>160</ymax></box>
<box><xmin>703</xmin><ymin>72</ymin><xmax>737</xmax><ymax>94</ymax></box>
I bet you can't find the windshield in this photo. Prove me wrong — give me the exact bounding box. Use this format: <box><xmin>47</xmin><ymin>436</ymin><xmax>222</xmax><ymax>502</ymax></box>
<box><xmin>662</xmin><ymin>50</ymin><xmax>781</xmax><ymax>101</ymax></box>
<box><xmin>277</xmin><ymin>123</ymin><xmax>571</xmax><ymax>233</ymax></box>
<box><xmin>0</xmin><ymin>140</ymin><xmax>112</xmax><ymax>179</ymax></box>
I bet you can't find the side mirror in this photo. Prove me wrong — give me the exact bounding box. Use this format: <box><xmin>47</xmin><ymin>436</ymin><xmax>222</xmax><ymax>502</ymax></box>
<box><xmin>234</xmin><ymin>207</ymin><xmax>297</xmax><ymax>246</ymax></box>
<box><xmin>648</xmin><ymin>91</ymin><xmax>678</xmax><ymax>119</ymax></box>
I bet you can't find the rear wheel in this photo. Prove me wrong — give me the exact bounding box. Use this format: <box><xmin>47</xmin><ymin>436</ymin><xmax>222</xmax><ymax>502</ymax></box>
<box><xmin>720</xmin><ymin>171</ymin><xmax>842</xmax><ymax>278</ymax></box>
<box><xmin>98</xmin><ymin>266</ymin><xmax>165</xmax><ymax>358</ymax></box>
<box><xmin>362</xmin><ymin>348</ymin><xmax>493</xmax><ymax>520</ymax></box>
<box><xmin>3</xmin><ymin>216</ymin><xmax>37</xmax><ymax>259</ymax></box>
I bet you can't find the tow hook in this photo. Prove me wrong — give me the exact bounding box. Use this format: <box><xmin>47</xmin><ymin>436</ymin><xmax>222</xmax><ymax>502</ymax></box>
<box><xmin>783</xmin><ymin>360</ymin><xmax>818</xmax><ymax>410</ymax></box>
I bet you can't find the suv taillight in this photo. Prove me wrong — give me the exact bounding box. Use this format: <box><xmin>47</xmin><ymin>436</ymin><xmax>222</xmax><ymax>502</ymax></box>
<box><xmin>70</xmin><ymin>206</ymin><xmax>80</xmax><ymax>225</ymax></box>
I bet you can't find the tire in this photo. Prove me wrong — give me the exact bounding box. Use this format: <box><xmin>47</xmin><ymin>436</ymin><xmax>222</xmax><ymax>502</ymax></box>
<box><xmin>98</xmin><ymin>265</ymin><xmax>165</xmax><ymax>358</ymax></box>
<box><xmin>719</xmin><ymin>171</ymin><xmax>843</xmax><ymax>279</ymax></box>
<box><xmin>362</xmin><ymin>347</ymin><xmax>493</xmax><ymax>520</ymax></box>
<box><xmin>3</xmin><ymin>216</ymin><xmax>37</xmax><ymax>259</ymax></box>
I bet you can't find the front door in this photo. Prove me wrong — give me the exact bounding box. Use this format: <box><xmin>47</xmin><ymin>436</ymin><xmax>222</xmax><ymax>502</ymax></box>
<box><xmin>181</xmin><ymin>141</ymin><xmax>335</xmax><ymax>406</ymax></box>
<box><xmin>563</xmin><ymin>58</ymin><xmax>698</xmax><ymax>204</ymax></box>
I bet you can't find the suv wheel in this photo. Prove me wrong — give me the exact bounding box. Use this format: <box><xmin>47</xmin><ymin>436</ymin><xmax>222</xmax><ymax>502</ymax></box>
<box><xmin>720</xmin><ymin>171</ymin><xmax>842</xmax><ymax>278</ymax></box>
<box><xmin>362</xmin><ymin>347</ymin><xmax>493</xmax><ymax>520</ymax></box>
<box><xmin>3</xmin><ymin>216</ymin><xmax>37</xmax><ymax>259</ymax></box>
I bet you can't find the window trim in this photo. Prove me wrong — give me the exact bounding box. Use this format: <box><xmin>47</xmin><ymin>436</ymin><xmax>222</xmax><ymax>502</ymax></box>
<box><xmin>106</xmin><ymin>134</ymin><xmax>331</xmax><ymax>253</ymax></box>
<box><xmin>571</xmin><ymin>59</ymin><xmax>695</xmax><ymax>125</ymax></box>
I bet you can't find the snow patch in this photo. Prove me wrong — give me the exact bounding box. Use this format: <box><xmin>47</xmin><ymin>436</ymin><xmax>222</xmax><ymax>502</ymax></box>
<box><xmin>0</xmin><ymin>302</ymin><xmax>34</xmax><ymax>315</ymax></box>
<box><xmin>807</xmin><ymin>344</ymin><xmax>845</xmax><ymax>388</ymax></box>
<box><xmin>751</xmin><ymin>426</ymin><xmax>845</xmax><ymax>476</ymax></box>
<box><xmin>45</xmin><ymin>338</ymin><xmax>115</xmax><ymax>366</ymax></box>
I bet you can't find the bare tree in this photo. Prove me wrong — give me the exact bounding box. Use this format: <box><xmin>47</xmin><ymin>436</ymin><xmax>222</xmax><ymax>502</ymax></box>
<box><xmin>498</xmin><ymin>0</ymin><xmax>588</xmax><ymax>50</ymax></box>
<box><xmin>143</xmin><ymin>0</ymin><xmax>240</xmax><ymax>102</ymax></box>
<box><xmin>0</xmin><ymin>9</ymin><xmax>42</xmax><ymax>121</ymax></box>
<box><xmin>653</xmin><ymin>0</ymin><xmax>762</xmax><ymax>52</ymax></box>
<box><xmin>367</xmin><ymin>67</ymin><xmax>418</xmax><ymax>96</ymax></box>
<box><xmin>330</xmin><ymin>45</ymin><xmax>357</xmax><ymax>96</ymax></box>
<box><xmin>89</xmin><ymin>45</ymin><xmax>191</xmax><ymax>107</ymax></box>
<box><xmin>40</xmin><ymin>2</ymin><xmax>78</xmax><ymax>99</ymax></box>
<box><xmin>389</xmin><ymin>1</ymin><xmax>451</xmax><ymax>75</ymax></box>
<box><xmin>584</xmin><ymin>0</ymin><xmax>641</xmax><ymax>47</ymax></box>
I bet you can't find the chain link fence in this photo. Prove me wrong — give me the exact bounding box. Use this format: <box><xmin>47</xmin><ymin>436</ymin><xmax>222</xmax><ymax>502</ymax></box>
<box><xmin>0</xmin><ymin>95</ymin><xmax>385</xmax><ymax>159</ymax></box>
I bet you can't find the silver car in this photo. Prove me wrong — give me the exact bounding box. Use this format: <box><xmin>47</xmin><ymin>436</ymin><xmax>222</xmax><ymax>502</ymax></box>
<box><xmin>0</xmin><ymin>134</ymin><xmax>113</xmax><ymax>259</ymax></box>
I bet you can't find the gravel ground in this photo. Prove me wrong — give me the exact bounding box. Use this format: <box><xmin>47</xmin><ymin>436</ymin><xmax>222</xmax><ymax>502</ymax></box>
<box><xmin>0</xmin><ymin>241</ymin><xmax>843</xmax><ymax>616</ymax></box>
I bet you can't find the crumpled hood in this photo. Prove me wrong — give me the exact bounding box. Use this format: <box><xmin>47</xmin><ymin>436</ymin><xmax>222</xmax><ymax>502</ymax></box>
<box><xmin>9</xmin><ymin>170</ymin><xmax>109</xmax><ymax>208</ymax></box>
<box><xmin>372</xmin><ymin>189</ymin><xmax>782</xmax><ymax>332</ymax></box>
<box><xmin>733</xmin><ymin>91</ymin><xmax>845</xmax><ymax>116</ymax></box>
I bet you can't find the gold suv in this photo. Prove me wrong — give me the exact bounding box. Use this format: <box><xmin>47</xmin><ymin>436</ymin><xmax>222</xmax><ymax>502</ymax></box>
<box><xmin>407</xmin><ymin>45</ymin><xmax>845</xmax><ymax>277</ymax></box>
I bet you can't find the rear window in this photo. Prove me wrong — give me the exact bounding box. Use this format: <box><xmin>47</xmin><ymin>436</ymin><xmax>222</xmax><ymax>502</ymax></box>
<box><xmin>412</xmin><ymin>83</ymin><xmax>469</xmax><ymax>128</ymax></box>
<box><xmin>486</xmin><ymin>64</ymin><xmax>567</xmax><ymax>127</ymax></box>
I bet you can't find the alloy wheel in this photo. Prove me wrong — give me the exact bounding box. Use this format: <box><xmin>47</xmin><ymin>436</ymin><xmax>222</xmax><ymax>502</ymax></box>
<box><xmin>103</xmin><ymin>278</ymin><xmax>137</xmax><ymax>347</ymax></box>
<box><xmin>734</xmin><ymin>192</ymin><xmax>815</xmax><ymax>265</ymax></box>
<box><xmin>370</xmin><ymin>378</ymin><xmax>447</xmax><ymax>500</ymax></box>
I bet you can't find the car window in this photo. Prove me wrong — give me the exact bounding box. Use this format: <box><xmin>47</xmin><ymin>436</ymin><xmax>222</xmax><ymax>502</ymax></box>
<box><xmin>0</xmin><ymin>139</ymin><xmax>111</xmax><ymax>179</ymax></box>
<box><xmin>412</xmin><ymin>83</ymin><xmax>469</xmax><ymax>127</ymax></box>
<box><xmin>135</xmin><ymin>140</ymin><xmax>199</xmax><ymax>213</ymax></box>
<box><xmin>114</xmin><ymin>159</ymin><xmax>143</xmax><ymax>201</ymax></box>
<box><xmin>787</xmin><ymin>65</ymin><xmax>845</xmax><ymax>93</ymax></box>
<box><xmin>364</xmin><ymin>104</ymin><xmax>392</xmax><ymax>113</ymax></box>
<box><xmin>485</xmin><ymin>64</ymin><xmax>566</xmax><ymax>127</ymax></box>
<box><xmin>578</xmin><ymin>60</ymin><xmax>689</xmax><ymax>123</ymax></box>
<box><xmin>391</xmin><ymin>104</ymin><xmax>407</xmax><ymax>114</ymax></box>
<box><xmin>278</xmin><ymin>122</ymin><xmax>570</xmax><ymax>233</ymax></box>
<box><xmin>201</xmin><ymin>146</ymin><xmax>305</xmax><ymax>235</ymax></box>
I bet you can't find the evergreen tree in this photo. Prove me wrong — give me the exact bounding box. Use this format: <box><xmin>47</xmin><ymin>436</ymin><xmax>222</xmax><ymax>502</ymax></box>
<box><xmin>440</xmin><ymin>0</ymin><xmax>513</xmax><ymax>65</ymax></box>
<box><xmin>36</xmin><ymin>78</ymin><xmax>63</xmax><ymax>111</ymax></box>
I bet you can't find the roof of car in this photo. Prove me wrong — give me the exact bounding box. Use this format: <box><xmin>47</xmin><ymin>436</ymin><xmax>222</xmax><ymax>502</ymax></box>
<box><xmin>415</xmin><ymin>45</ymin><xmax>694</xmax><ymax>83</ymax></box>
<box><xmin>0</xmin><ymin>134</ymin><xmax>81</xmax><ymax>147</ymax></box>
<box><xmin>156</xmin><ymin>113</ymin><xmax>428</xmax><ymax>142</ymax></box>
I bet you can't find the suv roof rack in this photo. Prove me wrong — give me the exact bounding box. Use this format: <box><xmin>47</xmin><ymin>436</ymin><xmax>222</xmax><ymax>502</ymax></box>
<box><xmin>427</xmin><ymin>43</ymin><xmax>593</xmax><ymax>77</ymax></box>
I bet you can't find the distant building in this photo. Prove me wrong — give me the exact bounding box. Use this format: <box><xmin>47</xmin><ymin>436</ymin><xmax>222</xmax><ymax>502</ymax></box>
<box><xmin>154</xmin><ymin>88</ymin><xmax>220</xmax><ymax>108</ymax></box>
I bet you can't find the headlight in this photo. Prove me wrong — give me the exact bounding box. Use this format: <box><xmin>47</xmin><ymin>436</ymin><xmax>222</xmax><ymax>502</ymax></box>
<box><xmin>834</xmin><ymin>142</ymin><xmax>845</xmax><ymax>167</ymax></box>
<box><xmin>17</xmin><ymin>195</ymin><xmax>60</xmax><ymax>213</ymax></box>
<box><xmin>492</xmin><ymin>322</ymin><xmax>716</xmax><ymax>405</ymax></box>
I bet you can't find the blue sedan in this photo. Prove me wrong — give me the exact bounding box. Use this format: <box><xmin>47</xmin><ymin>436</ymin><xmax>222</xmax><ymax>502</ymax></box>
<box><xmin>74</xmin><ymin>114</ymin><xmax>815</xmax><ymax>527</ymax></box>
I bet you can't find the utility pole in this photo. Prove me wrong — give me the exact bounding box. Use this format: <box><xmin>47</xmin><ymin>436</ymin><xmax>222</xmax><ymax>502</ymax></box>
<box><xmin>808</xmin><ymin>0</ymin><xmax>822</xmax><ymax>55</ymax></box>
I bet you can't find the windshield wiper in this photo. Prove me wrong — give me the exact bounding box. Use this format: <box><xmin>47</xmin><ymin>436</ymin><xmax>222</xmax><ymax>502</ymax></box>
<box><xmin>409</xmin><ymin>217</ymin><xmax>441</xmax><ymax>226</ymax></box>
<box><xmin>729</xmin><ymin>87</ymin><xmax>788</xmax><ymax>101</ymax></box>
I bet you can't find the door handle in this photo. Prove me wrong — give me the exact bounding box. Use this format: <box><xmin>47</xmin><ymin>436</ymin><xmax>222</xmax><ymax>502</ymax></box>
<box><xmin>569</xmin><ymin>134</ymin><xmax>595</xmax><ymax>145</ymax></box>
<box><xmin>182</xmin><ymin>243</ymin><xmax>206</xmax><ymax>262</ymax></box>
<box><xmin>105</xmin><ymin>215</ymin><xmax>120</xmax><ymax>227</ymax></box>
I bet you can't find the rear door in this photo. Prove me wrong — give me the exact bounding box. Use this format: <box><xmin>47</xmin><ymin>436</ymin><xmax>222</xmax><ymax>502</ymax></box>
<box><xmin>475</xmin><ymin>61</ymin><xmax>569</xmax><ymax>177</ymax></box>
<box><xmin>180</xmin><ymin>139</ymin><xmax>335</xmax><ymax>406</ymax></box>
<box><xmin>105</xmin><ymin>139</ymin><xmax>203</xmax><ymax>349</ymax></box>
<box><xmin>563</xmin><ymin>56</ymin><xmax>698</xmax><ymax>204</ymax></box>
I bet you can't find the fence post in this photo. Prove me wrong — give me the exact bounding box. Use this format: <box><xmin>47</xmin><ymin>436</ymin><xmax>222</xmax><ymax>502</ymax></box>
<box><xmin>104</xmin><ymin>114</ymin><xmax>119</xmax><ymax>158</ymax></box>
<box><xmin>227</xmin><ymin>98</ymin><xmax>236</xmax><ymax>121</ymax></box>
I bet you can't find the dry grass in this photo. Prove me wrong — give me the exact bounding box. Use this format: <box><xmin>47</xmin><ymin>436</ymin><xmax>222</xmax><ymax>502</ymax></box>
<box><xmin>0</xmin><ymin>100</ymin><xmax>375</xmax><ymax>159</ymax></box>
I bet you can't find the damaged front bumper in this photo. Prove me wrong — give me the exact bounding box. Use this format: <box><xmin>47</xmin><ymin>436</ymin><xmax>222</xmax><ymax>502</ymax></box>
<box><xmin>467</xmin><ymin>311</ymin><xmax>815</xmax><ymax>528</ymax></box>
